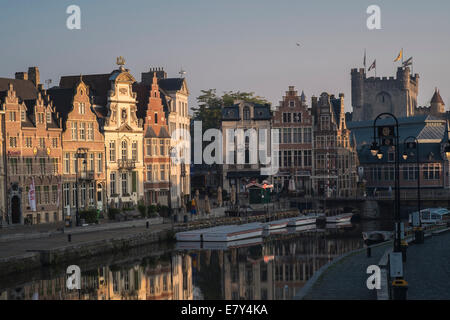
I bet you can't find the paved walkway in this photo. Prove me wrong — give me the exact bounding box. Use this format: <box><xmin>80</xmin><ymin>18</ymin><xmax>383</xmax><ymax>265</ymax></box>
<box><xmin>302</xmin><ymin>242</ymin><xmax>391</xmax><ymax>300</ymax></box>
<box><xmin>404</xmin><ymin>231</ymin><xmax>450</xmax><ymax>300</ymax></box>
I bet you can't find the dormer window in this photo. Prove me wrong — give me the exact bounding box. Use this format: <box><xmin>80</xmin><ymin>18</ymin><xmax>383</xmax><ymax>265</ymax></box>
<box><xmin>289</xmin><ymin>101</ymin><xmax>295</xmax><ymax>107</ymax></box>
<box><xmin>21</xmin><ymin>110</ymin><xmax>26</xmax><ymax>122</ymax></box>
<box><xmin>154</xmin><ymin>113</ymin><xmax>158</xmax><ymax>124</ymax></box>
<box><xmin>38</xmin><ymin>113</ymin><xmax>44</xmax><ymax>124</ymax></box>
<box><xmin>46</xmin><ymin>112</ymin><xmax>51</xmax><ymax>123</ymax></box>
<box><xmin>243</xmin><ymin>107</ymin><xmax>250</xmax><ymax>120</ymax></box>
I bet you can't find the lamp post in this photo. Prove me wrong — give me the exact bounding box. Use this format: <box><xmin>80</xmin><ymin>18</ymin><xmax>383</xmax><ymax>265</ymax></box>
<box><xmin>75</xmin><ymin>148</ymin><xmax>89</xmax><ymax>227</ymax></box>
<box><xmin>402</xmin><ymin>136</ymin><xmax>424</xmax><ymax>244</ymax></box>
<box><xmin>370</xmin><ymin>113</ymin><xmax>402</xmax><ymax>253</ymax></box>
<box><xmin>168</xmin><ymin>146</ymin><xmax>176</xmax><ymax>219</ymax></box>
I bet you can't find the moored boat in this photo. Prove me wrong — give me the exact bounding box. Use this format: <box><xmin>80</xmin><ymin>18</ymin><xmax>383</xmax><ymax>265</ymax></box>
<box><xmin>326</xmin><ymin>213</ymin><xmax>353</xmax><ymax>223</ymax></box>
<box><xmin>287</xmin><ymin>214</ymin><xmax>319</xmax><ymax>227</ymax></box>
<box><xmin>408</xmin><ymin>208</ymin><xmax>450</xmax><ymax>225</ymax></box>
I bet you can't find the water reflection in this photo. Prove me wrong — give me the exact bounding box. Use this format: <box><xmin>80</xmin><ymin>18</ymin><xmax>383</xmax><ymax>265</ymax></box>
<box><xmin>0</xmin><ymin>222</ymin><xmax>385</xmax><ymax>300</ymax></box>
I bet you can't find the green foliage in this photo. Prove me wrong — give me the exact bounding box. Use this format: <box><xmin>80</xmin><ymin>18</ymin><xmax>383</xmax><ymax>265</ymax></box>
<box><xmin>79</xmin><ymin>209</ymin><xmax>98</xmax><ymax>224</ymax></box>
<box><xmin>157</xmin><ymin>204</ymin><xmax>169</xmax><ymax>218</ymax></box>
<box><xmin>192</xmin><ymin>89</ymin><xmax>270</xmax><ymax>133</ymax></box>
<box><xmin>138</xmin><ymin>204</ymin><xmax>147</xmax><ymax>217</ymax></box>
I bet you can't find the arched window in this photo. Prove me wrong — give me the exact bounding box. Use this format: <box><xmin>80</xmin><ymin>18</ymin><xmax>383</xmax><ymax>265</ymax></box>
<box><xmin>154</xmin><ymin>113</ymin><xmax>158</xmax><ymax>124</ymax></box>
<box><xmin>243</xmin><ymin>107</ymin><xmax>250</xmax><ymax>120</ymax></box>
<box><xmin>122</xmin><ymin>140</ymin><xmax>128</xmax><ymax>160</ymax></box>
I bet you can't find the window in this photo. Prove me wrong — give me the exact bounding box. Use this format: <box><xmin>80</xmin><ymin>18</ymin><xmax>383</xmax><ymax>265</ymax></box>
<box><xmin>36</xmin><ymin>186</ymin><xmax>41</xmax><ymax>205</ymax></box>
<box><xmin>44</xmin><ymin>186</ymin><xmax>50</xmax><ymax>204</ymax></box>
<box><xmin>21</xmin><ymin>110</ymin><xmax>26</xmax><ymax>121</ymax></box>
<box><xmin>39</xmin><ymin>137</ymin><xmax>45</xmax><ymax>148</ymax></box>
<box><xmin>403</xmin><ymin>165</ymin><xmax>417</xmax><ymax>181</ymax></box>
<box><xmin>71</xmin><ymin>183</ymin><xmax>77</xmax><ymax>207</ymax></box>
<box><xmin>63</xmin><ymin>183</ymin><xmax>70</xmax><ymax>207</ymax></box>
<box><xmin>110</xmin><ymin>172</ymin><xmax>116</xmax><ymax>195</ymax></box>
<box><xmin>121</xmin><ymin>141</ymin><xmax>128</xmax><ymax>160</ymax></box>
<box><xmin>423</xmin><ymin>164</ymin><xmax>440</xmax><ymax>180</ymax></box>
<box><xmin>146</xmin><ymin>140</ymin><xmax>152</xmax><ymax>156</ymax></box>
<box><xmin>160</xmin><ymin>164</ymin><xmax>165</xmax><ymax>181</ymax></box>
<box><xmin>109</xmin><ymin>141</ymin><xmax>116</xmax><ymax>162</ymax></box>
<box><xmin>87</xmin><ymin>123</ymin><xmax>94</xmax><ymax>140</ymax></box>
<box><xmin>293</xmin><ymin>128</ymin><xmax>302</xmax><ymax>143</ymax></box>
<box><xmin>97</xmin><ymin>153</ymin><xmax>103</xmax><ymax>173</ymax></box>
<box><xmin>243</xmin><ymin>107</ymin><xmax>250</xmax><ymax>120</ymax></box>
<box><xmin>89</xmin><ymin>154</ymin><xmax>94</xmax><ymax>171</ymax></box>
<box><xmin>384</xmin><ymin>166</ymin><xmax>395</xmax><ymax>181</ymax></box>
<box><xmin>294</xmin><ymin>112</ymin><xmax>302</xmax><ymax>123</ymax></box>
<box><xmin>64</xmin><ymin>153</ymin><xmax>70</xmax><ymax>174</ymax></box>
<box><xmin>303</xmin><ymin>128</ymin><xmax>312</xmax><ymax>143</ymax></box>
<box><xmin>9</xmin><ymin>158</ymin><xmax>18</xmax><ymax>175</ymax></box>
<box><xmin>79</xmin><ymin>123</ymin><xmax>86</xmax><ymax>140</ymax></box>
<box><xmin>80</xmin><ymin>183</ymin><xmax>86</xmax><ymax>207</ymax></box>
<box><xmin>146</xmin><ymin>165</ymin><xmax>152</xmax><ymax>181</ymax></box>
<box><xmin>9</xmin><ymin>111</ymin><xmax>16</xmax><ymax>121</ymax></box>
<box><xmin>283</xmin><ymin>150</ymin><xmax>292</xmax><ymax>167</ymax></box>
<box><xmin>52</xmin><ymin>158</ymin><xmax>58</xmax><ymax>174</ymax></box>
<box><xmin>52</xmin><ymin>138</ymin><xmax>58</xmax><ymax>148</ymax></box>
<box><xmin>121</xmin><ymin>173</ymin><xmax>128</xmax><ymax>195</ymax></box>
<box><xmin>160</xmin><ymin>140</ymin><xmax>164</xmax><ymax>156</ymax></box>
<box><xmin>39</xmin><ymin>158</ymin><xmax>46</xmax><ymax>174</ymax></box>
<box><xmin>26</xmin><ymin>158</ymin><xmax>33</xmax><ymax>175</ymax></box>
<box><xmin>320</xmin><ymin>116</ymin><xmax>330</xmax><ymax>130</ymax></box>
<box><xmin>88</xmin><ymin>183</ymin><xmax>95</xmax><ymax>206</ymax></box>
<box><xmin>154</xmin><ymin>113</ymin><xmax>158</xmax><ymax>124</ymax></box>
<box><xmin>46</xmin><ymin>112</ymin><xmax>51</xmax><ymax>123</ymax></box>
<box><xmin>289</xmin><ymin>101</ymin><xmax>295</xmax><ymax>107</ymax></box>
<box><xmin>79</xmin><ymin>103</ymin><xmax>85</xmax><ymax>115</ymax></box>
<box><xmin>294</xmin><ymin>150</ymin><xmax>302</xmax><ymax>167</ymax></box>
<box><xmin>132</xmin><ymin>141</ymin><xmax>137</xmax><ymax>160</ymax></box>
<box><xmin>38</xmin><ymin>113</ymin><xmax>44</xmax><ymax>124</ymax></box>
<box><xmin>71</xmin><ymin>122</ymin><xmax>78</xmax><ymax>140</ymax></box>
<box><xmin>25</xmin><ymin>137</ymin><xmax>32</xmax><ymax>148</ymax></box>
<box><xmin>9</xmin><ymin>137</ymin><xmax>17</xmax><ymax>148</ymax></box>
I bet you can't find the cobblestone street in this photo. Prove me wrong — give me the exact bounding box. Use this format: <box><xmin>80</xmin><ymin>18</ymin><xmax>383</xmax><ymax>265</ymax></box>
<box><xmin>404</xmin><ymin>231</ymin><xmax>450</xmax><ymax>300</ymax></box>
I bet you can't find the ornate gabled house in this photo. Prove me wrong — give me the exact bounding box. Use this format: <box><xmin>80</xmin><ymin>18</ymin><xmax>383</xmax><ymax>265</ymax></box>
<box><xmin>311</xmin><ymin>93</ymin><xmax>358</xmax><ymax>197</ymax></box>
<box><xmin>59</xmin><ymin>58</ymin><xmax>145</xmax><ymax>209</ymax></box>
<box><xmin>272</xmin><ymin>86</ymin><xmax>313</xmax><ymax>195</ymax></box>
<box><xmin>136</xmin><ymin>74</ymin><xmax>171</xmax><ymax>206</ymax></box>
<box><xmin>47</xmin><ymin>77</ymin><xmax>107</xmax><ymax>219</ymax></box>
<box><xmin>0</xmin><ymin>68</ymin><xmax>63</xmax><ymax>224</ymax></box>
<box><xmin>139</xmin><ymin>68</ymin><xmax>191</xmax><ymax>209</ymax></box>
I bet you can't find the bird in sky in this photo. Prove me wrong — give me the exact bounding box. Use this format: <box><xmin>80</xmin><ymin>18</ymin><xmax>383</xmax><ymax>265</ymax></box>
<box><xmin>296</xmin><ymin>42</ymin><xmax>301</xmax><ymax>47</ymax></box>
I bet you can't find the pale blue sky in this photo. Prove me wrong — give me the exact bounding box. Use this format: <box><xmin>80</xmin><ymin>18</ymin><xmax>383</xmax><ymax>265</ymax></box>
<box><xmin>1</xmin><ymin>0</ymin><xmax>449</xmax><ymax>112</ymax></box>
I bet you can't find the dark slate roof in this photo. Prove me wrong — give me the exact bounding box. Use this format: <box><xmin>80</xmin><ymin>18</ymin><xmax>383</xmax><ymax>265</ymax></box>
<box><xmin>253</xmin><ymin>104</ymin><xmax>271</xmax><ymax>120</ymax></box>
<box><xmin>431</xmin><ymin>89</ymin><xmax>445</xmax><ymax>104</ymax></box>
<box><xmin>348</xmin><ymin>115</ymin><xmax>446</xmax><ymax>152</ymax></box>
<box><xmin>59</xmin><ymin>73</ymin><xmax>112</xmax><ymax>106</ymax></box>
<box><xmin>222</xmin><ymin>105</ymin><xmax>240</xmax><ymax>121</ymax></box>
<box><xmin>47</xmin><ymin>87</ymin><xmax>74</xmax><ymax>126</ymax></box>
<box><xmin>0</xmin><ymin>78</ymin><xmax>38</xmax><ymax>101</ymax></box>
<box><xmin>144</xmin><ymin>126</ymin><xmax>157</xmax><ymax>138</ymax></box>
<box><xmin>330</xmin><ymin>98</ymin><xmax>342</xmax><ymax>126</ymax></box>
<box><xmin>158</xmin><ymin>78</ymin><xmax>184</xmax><ymax>92</ymax></box>
<box><xmin>158</xmin><ymin>126</ymin><xmax>171</xmax><ymax>138</ymax></box>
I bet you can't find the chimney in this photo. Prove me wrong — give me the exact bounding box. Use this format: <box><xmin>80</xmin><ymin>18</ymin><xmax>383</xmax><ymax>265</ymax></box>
<box><xmin>141</xmin><ymin>67</ymin><xmax>167</xmax><ymax>85</ymax></box>
<box><xmin>15</xmin><ymin>72</ymin><xmax>28</xmax><ymax>80</ymax></box>
<box><xmin>28</xmin><ymin>67</ymin><xmax>40</xmax><ymax>87</ymax></box>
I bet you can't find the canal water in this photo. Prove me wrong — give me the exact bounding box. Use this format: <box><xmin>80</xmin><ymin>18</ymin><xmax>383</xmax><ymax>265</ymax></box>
<box><xmin>0</xmin><ymin>220</ymin><xmax>394</xmax><ymax>300</ymax></box>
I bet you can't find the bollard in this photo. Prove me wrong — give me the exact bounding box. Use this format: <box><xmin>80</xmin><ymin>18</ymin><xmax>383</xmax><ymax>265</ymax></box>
<box><xmin>68</xmin><ymin>234</ymin><xmax>72</xmax><ymax>242</ymax></box>
<box><xmin>366</xmin><ymin>246</ymin><xmax>372</xmax><ymax>258</ymax></box>
<box><xmin>146</xmin><ymin>221</ymin><xmax>149</xmax><ymax>229</ymax></box>
<box><xmin>400</xmin><ymin>240</ymin><xmax>408</xmax><ymax>262</ymax></box>
<box><xmin>391</xmin><ymin>279</ymin><xmax>408</xmax><ymax>300</ymax></box>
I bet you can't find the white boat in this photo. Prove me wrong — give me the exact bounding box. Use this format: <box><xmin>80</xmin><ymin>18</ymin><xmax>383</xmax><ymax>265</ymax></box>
<box><xmin>263</xmin><ymin>218</ymin><xmax>291</xmax><ymax>230</ymax></box>
<box><xmin>175</xmin><ymin>225</ymin><xmax>231</xmax><ymax>242</ymax></box>
<box><xmin>326</xmin><ymin>213</ymin><xmax>353</xmax><ymax>223</ymax></box>
<box><xmin>362</xmin><ymin>231</ymin><xmax>393</xmax><ymax>244</ymax></box>
<box><xmin>201</xmin><ymin>223</ymin><xmax>264</xmax><ymax>242</ymax></box>
<box><xmin>408</xmin><ymin>208</ymin><xmax>450</xmax><ymax>225</ymax></box>
<box><xmin>287</xmin><ymin>215</ymin><xmax>318</xmax><ymax>227</ymax></box>
<box><xmin>287</xmin><ymin>224</ymin><xmax>317</xmax><ymax>234</ymax></box>
<box><xmin>175</xmin><ymin>237</ymin><xmax>263</xmax><ymax>250</ymax></box>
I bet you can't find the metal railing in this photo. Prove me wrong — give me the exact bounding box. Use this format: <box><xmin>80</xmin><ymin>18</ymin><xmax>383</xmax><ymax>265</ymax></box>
<box><xmin>118</xmin><ymin>159</ymin><xmax>136</xmax><ymax>170</ymax></box>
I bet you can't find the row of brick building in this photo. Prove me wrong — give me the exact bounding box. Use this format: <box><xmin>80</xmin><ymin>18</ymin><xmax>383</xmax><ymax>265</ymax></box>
<box><xmin>220</xmin><ymin>86</ymin><xmax>359</xmax><ymax>199</ymax></box>
<box><xmin>0</xmin><ymin>60</ymin><xmax>190</xmax><ymax>225</ymax></box>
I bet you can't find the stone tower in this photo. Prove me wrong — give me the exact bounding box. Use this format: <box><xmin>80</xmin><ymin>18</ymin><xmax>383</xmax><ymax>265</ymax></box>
<box><xmin>430</xmin><ymin>88</ymin><xmax>445</xmax><ymax>116</ymax></box>
<box><xmin>351</xmin><ymin>67</ymin><xmax>419</xmax><ymax>121</ymax></box>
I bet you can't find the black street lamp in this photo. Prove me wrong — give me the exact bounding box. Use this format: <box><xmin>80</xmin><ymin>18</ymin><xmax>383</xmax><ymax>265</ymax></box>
<box><xmin>403</xmin><ymin>136</ymin><xmax>424</xmax><ymax>244</ymax></box>
<box><xmin>75</xmin><ymin>147</ymin><xmax>89</xmax><ymax>227</ymax></box>
<box><xmin>370</xmin><ymin>113</ymin><xmax>402</xmax><ymax>253</ymax></box>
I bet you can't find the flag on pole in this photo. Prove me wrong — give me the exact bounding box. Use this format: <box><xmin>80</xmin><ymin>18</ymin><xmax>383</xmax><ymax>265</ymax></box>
<box><xmin>402</xmin><ymin>56</ymin><xmax>413</xmax><ymax>67</ymax></box>
<box><xmin>363</xmin><ymin>49</ymin><xmax>366</xmax><ymax>69</ymax></box>
<box><xmin>29</xmin><ymin>178</ymin><xmax>36</xmax><ymax>212</ymax></box>
<box><xmin>368</xmin><ymin>59</ymin><xmax>376</xmax><ymax>71</ymax></box>
<box><xmin>394</xmin><ymin>49</ymin><xmax>403</xmax><ymax>62</ymax></box>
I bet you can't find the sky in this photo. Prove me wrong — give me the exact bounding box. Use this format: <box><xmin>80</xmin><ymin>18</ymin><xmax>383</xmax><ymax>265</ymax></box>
<box><xmin>1</xmin><ymin>0</ymin><xmax>450</xmax><ymax>113</ymax></box>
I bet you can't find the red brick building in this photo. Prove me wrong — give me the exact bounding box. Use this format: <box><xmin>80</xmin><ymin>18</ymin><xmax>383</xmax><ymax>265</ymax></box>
<box><xmin>272</xmin><ymin>86</ymin><xmax>313</xmax><ymax>195</ymax></box>
<box><xmin>0</xmin><ymin>67</ymin><xmax>63</xmax><ymax>224</ymax></box>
